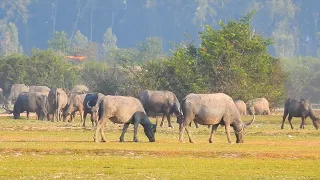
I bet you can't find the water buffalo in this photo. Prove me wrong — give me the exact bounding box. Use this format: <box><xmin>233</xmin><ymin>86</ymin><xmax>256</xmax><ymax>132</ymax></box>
<box><xmin>63</xmin><ymin>93</ymin><xmax>87</xmax><ymax>123</ymax></box>
<box><xmin>179</xmin><ymin>93</ymin><xmax>255</xmax><ymax>144</ymax></box>
<box><xmin>48</xmin><ymin>88</ymin><xmax>68</xmax><ymax>122</ymax></box>
<box><xmin>94</xmin><ymin>95</ymin><xmax>157</xmax><ymax>143</ymax></box>
<box><xmin>85</xmin><ymin>93</ymin><xmax>105</xmax><ymax>127</ymax></box>
<box><xmin>3</xmin><ymin>92</ymin><xmax>48</xmax><ymax>120</ymax></box>
<box><xmin>281</xmin><ymin>98</ymin><xmax>320</xmax><ymax>130</ymax></box>
<box><xmin>137</xmin><ymin>90</ymin><xmax>182</xmax><ymax>128</ymax></box>
<box><xmin>234</xmin><ymin>100</ymin><xmax>247</xmax><ymax>115</ymax></box>
<box><xmin>70</xmin><ymin>85</ymin><xmax>89</xmax><ymax>94</ymax></box>
<box><xmin>4</xmin><ymin>83</ymin><xmax>29</xmax><ymax>108</ymax></box>
<box><xmin>246</xmin><ymin>98</ymin><xmax>271</xmax><ymax>115</ymax></box>
<box><xmin>29</xmin><ymin>86</ymin><xmax>50</xmax><ymax>95</ymax></box>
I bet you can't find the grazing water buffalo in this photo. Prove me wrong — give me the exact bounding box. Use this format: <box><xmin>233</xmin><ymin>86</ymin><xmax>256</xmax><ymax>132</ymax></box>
<box><xmin>234</xmin><ymin>100</ymin><xmax>247</xmax><ymax>115</ymax></box>
<box><xmin>63</xmin><ymin>93</ymin><xmax>87</xmax><ymax>123</ymax></box>
<box><xmin>85</xmin><ymin>93</ymin><xmax>105</xmax><ymax>127</ymax></box>
<box><xmin>94</xmin><ymin>95</ymin><xmax>157</xmax><ymax>143</ymax></box>
<box><xmin>5</xmin><ymin>84</ymin><xmax>29</xmax><ymax>108</ymax></box>
<box><xmin>137</xmin><ymin>90</ymin><xmax>182</xmax><ymax>128</ymax></box>
<box><xmin>48</xmin><ymin>88</ymin><xmax>68</xmax><ymax>122</ymax></box>
<box><xmin>29</xmin><ymin>86</ymin><xmax>51</xmax><ymax>95</ymax></box>
<box><xmin>3</xmin><ymin>92</ymin><xmax>48</xmax><ymax>120</ymax></box>
<box><xmin>246</xmin><ymin>98</ymin><xmax>271</xmax><ymax>115</ymax></box>
<box><xmin>281</xmin><ymin>98</ymin><xmax>320</xmax><ymax>130</ymax></box>
<box><xmin>179</xmin><ymin>93</ymin><xmax>255</xmax><ymax>144</ymax></box>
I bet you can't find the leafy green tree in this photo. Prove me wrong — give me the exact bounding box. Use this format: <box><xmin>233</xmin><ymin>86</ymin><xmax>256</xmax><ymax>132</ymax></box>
<box><xmin>48</xmin><ymin>31</ymin><xmax>69</xmax><ymax>54</ymax></box>
<box><xmin>26</xmin><ymin>49</ymin><xmax>80</xmax><ymax>89</ymax></box>
<box><xmin>266</xmin><ymin>0</ymin><xmax>298</xmax><ymax>57</ymax></box>
<box><xmin>138</xmin><ymin>12</ymin><xmax>286</xmax><ymax>105</ymax></box>
<box><xmin>0</xmin><ymin>0</ymin><xmax>32</xmax><ymax>23</ymax></box>
<box><xmin>81</xmin><ymin>61</ymin><xmax>122</xmax><ymax>95</ymax></box>
<box><xmin>102</xmin><ymin>28</ymin><xmax>118</xmax><ymax>58</ymax></box>
<box><xmin>0</xmin><ymin>54</ymin><xmax>28</xmax><ymax>90</ymax></box>
<box><xmin>283</xmin><ymin>57</ymin><xmax>320</xmax><ymax>102</ymax></box>
<box><xmin>0</xmin><ymin>22</ymin><xmax>22</xmax><ymax>56</ymax></box>
<box><xmin>138</xmin><ymin>37</ymin><xmax>164</xmax><ymax>62</ymax></box>
<box><xmin>70</xmin><ymin>30</ymin><xmax>89</xmax><ymax>54</ymax></box>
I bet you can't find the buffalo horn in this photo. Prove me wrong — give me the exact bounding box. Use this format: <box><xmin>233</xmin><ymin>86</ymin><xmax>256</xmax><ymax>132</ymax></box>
<box><xmin>2</xmin><ymin>104</ymin><xmax>13</xmax><ymax>114</ymax></box>
<box><xmin>86</xmin><ymin>101</ymin><xmax>92</xmax><ymax>109</ymax></box>
<box><xmin>244</xmin><ymin>114</ymin><xmax>255</xmax><ymax>127</ymax></box>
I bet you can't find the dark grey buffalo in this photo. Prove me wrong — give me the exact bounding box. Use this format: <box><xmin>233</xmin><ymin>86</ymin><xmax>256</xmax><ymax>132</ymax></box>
<box><xmin>85</xmin><ymin>93</ymin><xmax>105</xmax><ymax>127</ymax></box>
<box><xmin>3</xmin><ymin>92</ymin><xmax>48</xmax><ymax>120</ymax></box>
<box><xmin>137</xmin><ymin>90</ymin><xmax>182</xmax><ymax>128</ymax></box>
<box><xmin>48</xmin><ymin>88</ymin><xmax>68</xmax><ymax>122</ymax></box>
<box><xmin>94</xmin><ymin>95</ymin><xmax>157</xmax><ymax>143</ymax></box>
<box><xmin>179</xmin><ymin>93</ymin><xmax>255</xmax><ymax>144</ymax></box>
<box><xmin>63</xmin><ymin>93</ymin><xmax>87</xmax><ymax>123</ymax></box>
<box><xmin>5</xmin><ymin>84</ymin><xmax>29</xmax><ymax>108</ymax></box>
<box><xmin>29</xmin><ymin>86</ymin><xmax>50</xmax><ymax>96</ymax></box>
<box><xmin>281</xmin><ymin>98</ymin><xmax>320</xmax><ymax>130</ymax></box>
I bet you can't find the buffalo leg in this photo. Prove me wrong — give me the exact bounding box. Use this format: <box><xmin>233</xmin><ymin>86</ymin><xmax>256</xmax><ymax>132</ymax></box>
<box><xmin>194</xmin><ymin>121</ymin><xmax>199</xmax><ymax>128</ymax></box>
<box><xmin>160</xmin><ymin>114</ymin><xmax>165</xmax><ymax>127</ymax></box>
<box><xmin>55</xmin><ymin>110</ymin><xmax>59</xmax><ymax>122</ymax></box>
<box><xmin>90</xmin><ymin>113</ymin><xmax>95</xmax><ymax>127</ymax></box>
<box><xmin>79</xmin><ymin>110</ymin><xmax>84</xmax><ymax>126</ymax></box>
<box><xmin>100</xmin><ymin>121</ymin><xmax>108</xmax><ymax>142</ymax></box>
<box><xmin>83</xmin><ymin>112</ymin><xmax>87</xmax><ymax>127</ymax></box>
<box><xmin>266</xmin><ymin>108</ymin><xmax>271</xmax><ymax>115</ymax></box>
<box><xmin>281</xmin><ymin>108</ymin><xmax>289</xmax><ymax>129</ymax></box>
<box><xmin>185</xmin><ymin>126</ymin><xmax>194</xmax><ymax>143</ymax></box>
<box><xmin>224</xmin><ymin>121</ymin><xmax>232</xmax><ymax>143</ymax></box>
<box><xmin>119</xmin><ymin>123</ymin><xmax>130</xmax><ymax>142</ymax></box>
<box><xmin>167</xmin><ymin>114</ymin><xmax>173</xmax><ymax>128</ymax></box>
<box><xmin>133</xmin><ymin>121</ymin><xmax>139</xmax><ymax>142</ymax></box>
<box><xmin>209</xmin><ymin>124</ymin><xmax>219</xmax><ymax>143</ymax></box>
<box><xmin>179</xmin><ymin>122</ymin><xmax>186</xmax><ymax>142</ymax></box>
<box><xmin>288</xmin><ymin>115</ymin><xmax>294</xmax><ymax>129</ymax></box>
<box><xmin>94</xmin><ymin>118</ymin><xmax>107</xmax><ymax>142</ymax></box>
<box><xmin>300</xmin><ymin>116</ymin><xmax>305</xmax><ymax>129</ymax></box>
<box><xmin>27</xmin><ymin>112</ymin><xmax>30</xmax><ymax>120</ymax></box>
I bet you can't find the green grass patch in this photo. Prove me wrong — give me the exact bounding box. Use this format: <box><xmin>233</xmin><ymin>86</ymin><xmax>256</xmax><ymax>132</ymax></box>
<box><xmin>0</xmin><ymin>115</ymin><xmax>319</xmax><ymax>179</ymax></box>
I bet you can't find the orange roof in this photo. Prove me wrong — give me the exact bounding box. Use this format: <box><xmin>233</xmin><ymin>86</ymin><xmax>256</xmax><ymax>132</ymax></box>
<box><xmin>65</xmin><ymin>56</ymin><xmax>87</xmax><ymax>61</ymax></box>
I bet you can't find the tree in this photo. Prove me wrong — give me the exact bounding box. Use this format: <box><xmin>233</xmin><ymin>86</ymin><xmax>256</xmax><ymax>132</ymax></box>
<box><xmin>0</xmin><ymin>0</ymin><xmax>32</xmax><ymax>23</ymax></box>
<box><xmin>48</xmin><ymin>31</ymin><xmax>69</xmax><ymax>54</ymax></box>
<box><xmin>69</xmin><ymin>30</ymin><xmax>89</xmax><ymax>55</ymax></box>
<box><xmin>138</xmin><ymin>12</ymin><xmax>286</xmax><ymax>105</ymax></box>
<box><xmin>138</xmin><ymin>37</ymin><xmax>165</xmax><ymax>62</ymax></box>
<box><xmin>0</xmin><ymin>22</ymin><xmax>22</xmax><ymax>56</ymax></box>
<box><xmin>0</xmin><ymin>54</ymin><xmax>28</xmax><ymax>90</ymax></box>
<box><xmin>266</xmin><ymin>0</ymin><xmax>299</xmax><ymax>57</ymax></box>
<box><xmin>102</xmin><ymin>28</ymin><xmax>118</xmax><ymax>58</ymax></box>
<box><xmin>283</xmin><ymin>57</ymin><xmax>320</xmax><ymax>102</ymax></box>
<box><xmin>25</xmin><ymin>49</ymin><xmax>80</xmax><ymax>89</ymax></box>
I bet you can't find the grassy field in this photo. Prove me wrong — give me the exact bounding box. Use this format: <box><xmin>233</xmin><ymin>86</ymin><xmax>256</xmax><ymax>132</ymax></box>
<box><xmin>0</xmin><ymin>115</ymin><xmax>319</xmax><ymax>180</ymax></box>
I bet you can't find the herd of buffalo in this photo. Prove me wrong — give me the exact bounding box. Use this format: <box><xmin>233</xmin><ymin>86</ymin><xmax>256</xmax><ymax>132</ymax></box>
<box><xmin>0</xmin><ymin>83</ymin><xmax>319</xmax><ymax>144</ymax></box>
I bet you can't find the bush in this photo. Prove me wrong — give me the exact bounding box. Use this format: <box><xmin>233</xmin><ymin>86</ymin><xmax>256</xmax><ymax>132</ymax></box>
<box><xmin>0</xmin><ymin>49</ymin><xmax>80</xmax><ymax>91</ymax></box>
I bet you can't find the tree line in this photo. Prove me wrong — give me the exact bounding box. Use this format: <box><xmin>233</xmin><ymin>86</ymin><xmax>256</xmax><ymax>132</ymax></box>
<box><xmin>0</xmin><ymin>13</ymin><xmax>293</xmax><ymax>108</ymax></box>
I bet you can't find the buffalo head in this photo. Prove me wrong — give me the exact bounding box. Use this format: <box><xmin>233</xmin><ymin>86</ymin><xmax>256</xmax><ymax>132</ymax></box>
<box><xmin>144</xmin><ymin>123</ymin><xmax>157</xmax><ymax>142</ymax></box>
<box><xmin>234</xmin><ymin>114</ymin><xmax>255</xmax><ymax>143</ymax></box>
<box><xmin>86</xmin><ymin>100</ymin><xmax>99</xmax><ymax>126</ymax></box>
